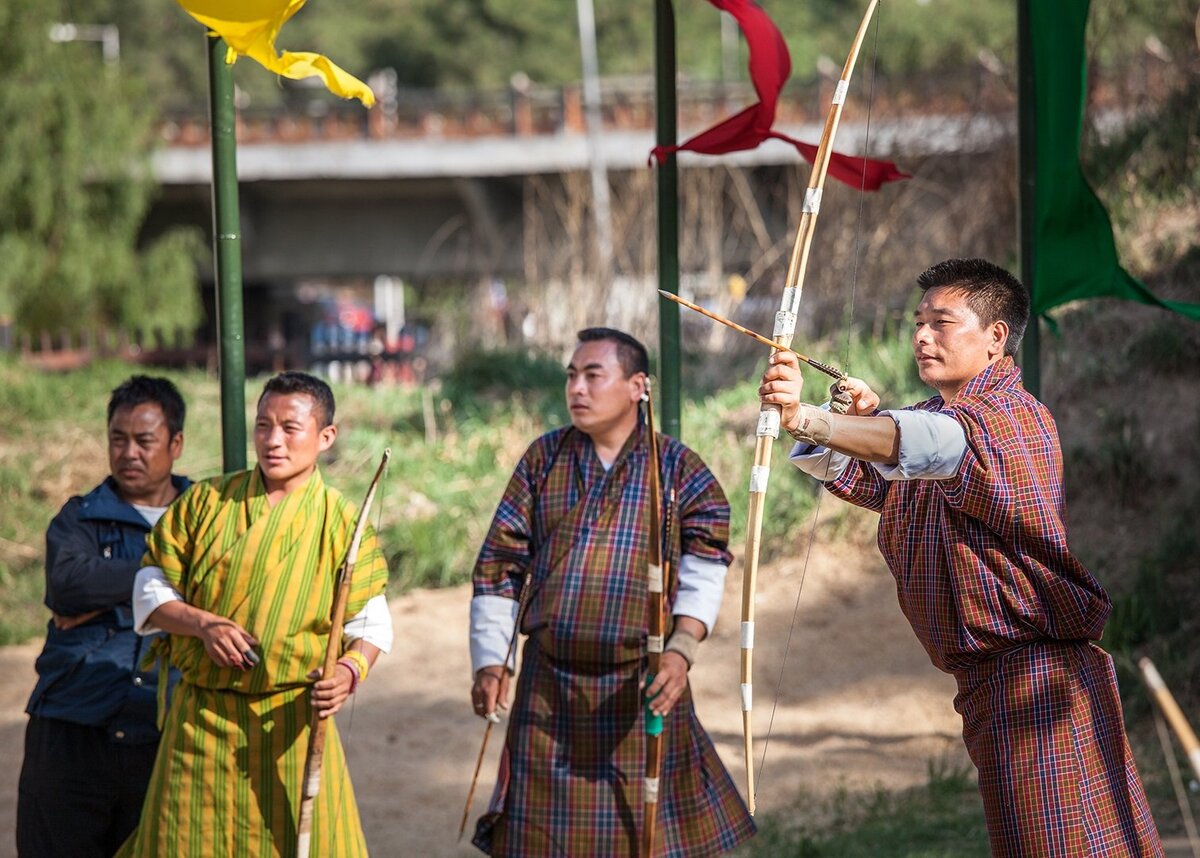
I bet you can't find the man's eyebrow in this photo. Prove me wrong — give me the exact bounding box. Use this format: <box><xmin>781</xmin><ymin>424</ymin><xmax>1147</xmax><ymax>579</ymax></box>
<box><xmin>913</xmin><ymin>305</ymin><xmax>962</xmax><ymax>317</ymax></box>
<box><xmin>566</xmin><ymin>361</ymin><xmax>605</xmax><ymax>372</ymax></box>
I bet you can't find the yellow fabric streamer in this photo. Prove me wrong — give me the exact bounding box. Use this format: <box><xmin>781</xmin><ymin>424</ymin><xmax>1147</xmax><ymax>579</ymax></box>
<box><xmin>175</xmin><ymin>0</ymin><xmax>375</xmax><ymax>107</ymax></box>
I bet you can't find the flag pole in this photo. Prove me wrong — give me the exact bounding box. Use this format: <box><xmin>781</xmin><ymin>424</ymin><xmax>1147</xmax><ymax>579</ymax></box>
<box><xmin>208</xmin><ymin>34</ymin><xmax>247</xmax><ymax>472</ymax></box>
<box><xmin>1016</xmin><ymin>0</ymin><xmax>1041</xmax><ymax>400</ymax></box>
<box><xmin>655</xmin><ymin>0</ymin><xmax>681</xmax><ymax>438</ymax></box>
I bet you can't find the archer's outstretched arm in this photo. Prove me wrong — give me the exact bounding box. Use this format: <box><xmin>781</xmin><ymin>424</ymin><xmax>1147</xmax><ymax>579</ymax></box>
<box><xmin>760</xmin><ymin>350</ymin><xmax>899</xmax><ymax>462</ymax></box>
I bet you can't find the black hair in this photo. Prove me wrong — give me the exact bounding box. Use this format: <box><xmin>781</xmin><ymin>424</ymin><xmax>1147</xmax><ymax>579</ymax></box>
<box><xmin>258</xmin><ymin>371</ymin><xmax>336</xmax><ymax>428</ymax></box>
<box><xmin>107</xmin><ymin>376</ymin><xmax>186</xmax><ymax>437</ymax></box>
<box><xmin>576</xmin><ymin>327</ymin><xmax>650</xmax><ymax>378</ymax></box>
<box><xmin>916</xmin><ymin>258</ymin><xmax>1030</xmax><ymax>356</ymax></box>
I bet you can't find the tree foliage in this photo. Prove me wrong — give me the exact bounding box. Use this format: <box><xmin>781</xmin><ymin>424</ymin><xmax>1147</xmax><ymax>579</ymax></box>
<box><xmin>0</xmin><ymin>0</ymin><xmax>201</xmax><ymax>335</ymax></box>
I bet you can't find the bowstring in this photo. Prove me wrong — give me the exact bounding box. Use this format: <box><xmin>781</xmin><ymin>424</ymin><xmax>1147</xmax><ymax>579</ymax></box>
<box><xmin>755</xmin><ymin>4</ymin><xmax>883</xmax><ymax>804</ymax></box>
<box><xmin>333</xmin><ymin>450</ymin><xmax>390</xmax><ymax>839</ymax></box>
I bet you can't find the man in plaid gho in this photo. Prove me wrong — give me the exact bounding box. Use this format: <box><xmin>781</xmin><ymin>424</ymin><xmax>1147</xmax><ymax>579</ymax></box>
<box><xmin>467</xmin><ymin>328</ymin><xmax>754</xmax><ymax>856</ymax></box>
<box><xmin>759</xmin><ymin>258</ymin><xmax>1162</xmax><ymax>856</ymax></box>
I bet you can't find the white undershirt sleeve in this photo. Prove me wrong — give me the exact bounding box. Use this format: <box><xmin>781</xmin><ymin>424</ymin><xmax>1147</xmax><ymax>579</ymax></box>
<box><xmin>870</xmin><ymin>409</ymin><xmax>966</xmax><ymax>481</ymax></box>
<box><xmin>671</xmin><ymin>554</ymin><xmax>727</xmax><ymax>635</ymax></box>
<box><xmin>787</xmin><ymin>442</ymin><xmax>853</xmax><ymax>481</ymax></box>
<box><xmin>469</xmin><ymin>594</ymin><xmax>519</xmax><ymax>676</ymax></box>
<box><xmin>132</xmin><ymin>566</ymin><xmax>182</xmax><ymax>635</ymax></box>
<box><xmin>785</xmin><ymin>401</ymin><xmax>852</xmax><ymax>481</ymax></box>
<box><xmin>343</xmin><ymin>594</ymin><xmax>394</xmax><ymax>653</ymax></box>
<box><xmin>134</xmin><ymin>566</ymin><xmax>393</xmax><ymax>653</ymax></box>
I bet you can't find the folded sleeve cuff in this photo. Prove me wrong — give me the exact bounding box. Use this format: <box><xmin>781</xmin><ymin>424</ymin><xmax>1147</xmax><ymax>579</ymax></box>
<box><xmin>132</xmin><ymin>566</ymin><xmax>182</xmax><ymax>635</ymax></box>
<box><xmin>343</xmin><ymin>594</ymin><xmax>394</xmax><ymax>654</ymax></box>
<box><xmin>470</xmin><ymin>594</ymin><xmax>518</xmax><ymax>676</ymax></box>
<box><xmin>671</xmin><ymin>553</ymin><xmax>728</xmax><ymax>634</ymax></box>
<box><xmin>787</xmin><ymin>442</ymin><xmax>852</xmax><ymax>481</ymax></box>
<box><xmin>870</xmin><ymin>409</ymin><xmax>966</xmax><ymax>481</ymax></box>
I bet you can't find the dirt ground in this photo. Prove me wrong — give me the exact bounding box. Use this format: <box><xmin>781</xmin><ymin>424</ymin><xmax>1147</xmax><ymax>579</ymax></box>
<box><xmin>0</xmin><ymin>544</ymin><xmax>972</xmax><ymax>857</ymax></box>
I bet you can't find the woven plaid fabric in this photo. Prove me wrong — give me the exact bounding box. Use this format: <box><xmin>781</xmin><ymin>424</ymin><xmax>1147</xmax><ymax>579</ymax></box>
<box><xmin>475</xmin><ymin>638</ymin><xmax>754</xmax><ymax>857</ymax></box>
<box><xmin>823</xmin><ymin>358</ymin><xmax>1161</xmax><ymax>855</ymax></box>
<box><xmin>472</xmin><ymin>424</ymin><xmax>753</xmax><ymax>855</ymax></box>
<box><xmin>958</xmin><ymin>641</ymin><xmax>1160</xmax><ymax>856</ymax></box>
<box><xmin>117</xmin><ymin>468</ymin><xmax>387</xmax><ymax>857</ymax></box>
<box><xmin>474</xmin><ymin>425</ymin><xmax>733</xmax><ymax>665</ymax></box>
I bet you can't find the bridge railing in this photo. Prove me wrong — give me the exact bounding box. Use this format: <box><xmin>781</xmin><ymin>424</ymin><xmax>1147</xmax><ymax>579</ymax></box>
<box><xmin>155</xmin><ymin>55</ymin><xmax>1172</xmax><ymax>148</ymax></box>
<box><xmin>157</xmin><ymin>66</ymin><xmax>1030</xmax><ymax>147</ymax></box>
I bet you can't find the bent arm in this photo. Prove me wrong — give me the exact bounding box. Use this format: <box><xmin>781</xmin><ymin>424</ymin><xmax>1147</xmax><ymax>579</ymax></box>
<box><xmin>44</xmin><ymin>506</ymin><xmax>141</xmax><ymax>615</ymax></box>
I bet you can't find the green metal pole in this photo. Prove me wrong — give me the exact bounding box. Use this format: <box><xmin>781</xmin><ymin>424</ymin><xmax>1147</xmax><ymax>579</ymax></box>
<box><xmin>655</xmin><ymin>0</ymin><xmax>681</xmax><ymax>438</ymax></box>
<box><xmin>1016</xmin><ymin>0</ymin><xmax>1041</xmax><ymax>399</ymax></box>
<box><xmin>208</xmin><ymin>35</ymin><xmax>247</xmax><ymax>471</ymax></box>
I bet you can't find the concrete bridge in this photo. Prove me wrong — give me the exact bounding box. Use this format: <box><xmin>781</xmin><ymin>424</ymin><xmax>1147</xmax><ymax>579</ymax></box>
<box><xmin>144</xmin><ymin>74</ymin><xmax>1015</xmax><ymax>361</ymax></box>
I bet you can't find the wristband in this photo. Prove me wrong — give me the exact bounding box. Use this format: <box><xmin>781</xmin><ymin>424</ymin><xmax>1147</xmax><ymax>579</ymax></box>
<box><xmin>786</xmin><ymin>403</ymin><xmax>833</xmax><ymax>446</ymax></box>
<box><xmin>664</xmin><ymin>629</ymin><xmax>701</xmax><ymax>668</ymax></box>
<box><xmin>336</xmin><ymin>658</ymin><xmax>360</xmax><ymax>693</ymax></box>
<box><xmin>340</xmin><ymin>649</ymin><xmax>370</xmax><ymax>685</ymax></box>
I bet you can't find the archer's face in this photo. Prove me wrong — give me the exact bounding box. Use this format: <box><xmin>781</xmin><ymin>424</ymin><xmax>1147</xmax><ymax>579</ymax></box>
<box><xmin>253</xmin><ymin>393</ymin><xmax>336</xmax><ymax>495</ymax></box>
<box><xmin>564</xmin><ymin>340</ymin><xmax>645</xmax><ymax>439</ymax></box>
<box><xmin>912</xmin><ymin>287</ymin><xmax>1007</xmax><ymax>401</ymax></box>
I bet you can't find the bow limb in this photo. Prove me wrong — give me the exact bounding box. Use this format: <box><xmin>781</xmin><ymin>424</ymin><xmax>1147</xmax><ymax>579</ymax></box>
<box><xmin>642</xmin><ymin>381</ymin><xmax>666</xmax><ymax>858</ymax></box>
<box><xmin>297</xmin><ymin>448</ymin><xmax>392</xmax><ymax>858</ymax></box>
<box><xmin>739</xmin><ymin>0</ymin><xmax>880</xmax><ymax>816</ymax></box>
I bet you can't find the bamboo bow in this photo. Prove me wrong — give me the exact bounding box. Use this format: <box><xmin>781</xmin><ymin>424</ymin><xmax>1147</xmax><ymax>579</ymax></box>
<box><xmin>739</xmin><ymin>1</ymin><xmax>881</xmax><ymax>815</ymax></box>
<box><xmin>641</xmin><ymin>381</ymin><xmax>669</xmax><ymax>857</ymax></box>
<box><xmin>297</xmin><ymin>448</ymin><xmax>391</xmax><ymax>858</ymax></box>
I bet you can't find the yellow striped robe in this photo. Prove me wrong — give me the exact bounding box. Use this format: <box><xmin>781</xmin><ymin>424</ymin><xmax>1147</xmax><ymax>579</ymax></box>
<box><xmin>117</xmin><ymin>467</ymin><xmax>388</xmax><ymax>858</ymax></box>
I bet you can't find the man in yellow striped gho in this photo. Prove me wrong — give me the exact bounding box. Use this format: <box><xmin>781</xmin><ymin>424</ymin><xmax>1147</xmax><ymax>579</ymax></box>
<box><xmin>117</xmin><ymin>371</ymin><xmax>392</xmax><ymax>857</ymax></box>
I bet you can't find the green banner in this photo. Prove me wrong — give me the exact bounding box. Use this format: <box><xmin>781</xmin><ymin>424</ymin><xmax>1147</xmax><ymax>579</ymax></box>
<box><xmin>1030</xmin><ymin>0</ymin><xmax>1200</xmax><ymax>319</ymax></box>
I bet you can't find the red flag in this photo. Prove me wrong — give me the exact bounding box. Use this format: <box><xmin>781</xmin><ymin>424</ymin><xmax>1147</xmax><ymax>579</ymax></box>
<box><xmin>650</xmin><ymin>0</ymin><xmax>907</xmax><ymax>190</ymax></box>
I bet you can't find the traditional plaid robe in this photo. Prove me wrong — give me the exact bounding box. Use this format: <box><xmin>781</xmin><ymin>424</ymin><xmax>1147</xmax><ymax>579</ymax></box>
<box><xmin>823</xmin><ymin>357</ymin><xmax>1161</xmax><ymax>856</ymax></box>
<box><xmin>117</xmin><ymin>468</ymin><xmax>388</xmax><ymax>858</ymax></box>
<box><xmin>472</xmin><ymin>425</ymin><xmax>755</xmax><ymax>857</ymax></box>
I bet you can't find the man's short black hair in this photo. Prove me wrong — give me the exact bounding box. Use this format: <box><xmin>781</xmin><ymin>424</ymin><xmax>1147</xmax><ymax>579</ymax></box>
<box><xmin>107</xmin><ymin>376</ymin><xmax>186</xmax><ymax>437</ymax></box>
<box><xmin>576</xmin><ymin>327</ymin><xmax>650</xmax><ymax>378</ymax></box>
<box><xmin>916</xmin><ymin>258</ymin><xmax>1030</xmax><ymax>357</ymax></box>
<box><xmin>258</xmin><ymin>371</ymin><xmax>336</xmax><ymax>428</ymax></box>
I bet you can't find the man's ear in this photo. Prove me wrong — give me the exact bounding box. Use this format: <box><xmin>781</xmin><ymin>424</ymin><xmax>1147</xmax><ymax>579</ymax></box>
<box><xmin>631</xmin><ymin>372</ymin><xmax>648</xmax><ymax>403</ymax></box>
<box><xmin>318</xmin><ymin>423</ymin><xmax>338</xmax><ymax>452</ymax></box>
<box><xmin>169</xmin><ymin>431</ymin><xmax>185</xmax><ymax>462</ymax></box>
<box><xmin>990</xmin><ymin>319</ymin><xmax>1010</xmax><ymax>359</ymax></box>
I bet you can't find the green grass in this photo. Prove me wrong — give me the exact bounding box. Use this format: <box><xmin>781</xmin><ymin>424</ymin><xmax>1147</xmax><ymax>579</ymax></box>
<box><xmin>734</xmin><ymin>759</ymin><xmax>990</xmax><ymax>857</ymax></box>
<box><xmin>0</xmin><ymin>331</ymin><xmax>923</xmax><ymax>643</ymax></box>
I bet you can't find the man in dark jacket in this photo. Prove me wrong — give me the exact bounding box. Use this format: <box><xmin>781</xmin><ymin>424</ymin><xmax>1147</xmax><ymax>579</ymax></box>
<box><xmin>17</xmin><ymin>376</ymin><xmax>190</xmax><ymax>858</ymax></box>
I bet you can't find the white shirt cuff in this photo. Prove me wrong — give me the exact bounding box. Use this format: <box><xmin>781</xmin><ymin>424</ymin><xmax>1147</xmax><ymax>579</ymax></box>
<box><xmin>787</xmin><ymin>442</ymin><xmax>852</xmax><ymax>481</ymax></box>
<box><xmin>671</xmin><ymin>554</ymin><xmax>727</xmax><ymax>634</ymax></box>
<box><xmin>134</xmin><ymin>567</ymin><xmax>392</xmax><ymax>653</ymax></box>
<box><xmin>343</xmin><ymin>594</ymin><xmax>393</xmax><ymax>654</ymax></box>
<box><xmin>133</xmin><ymin>566</ymin><xmax>182</xmax><ymax>635</ymax></box>
<box><xmin>784</xmin><ymin>401</ymin><xmax>851</xmax><ymax>480</ymax></box>
<box><xmin>870</xmin><ymin>409</ymin><xmax>966</xmax><ymax>481</ymax></box>
<box><xmin>470</xmin><ymin>594</ymin><xmax>519</xmax><ymax>676</ymax></box>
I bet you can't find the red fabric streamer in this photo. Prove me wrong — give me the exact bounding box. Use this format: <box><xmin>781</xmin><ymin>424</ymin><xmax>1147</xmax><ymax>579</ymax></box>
<box><xmin>649</xmin><ymin>0</ymin><xmax>908</xmax><ymax>190</ymax></box>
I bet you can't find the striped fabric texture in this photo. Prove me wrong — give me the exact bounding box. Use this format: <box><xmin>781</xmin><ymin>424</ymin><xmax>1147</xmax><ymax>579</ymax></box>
<box><xmin>117</xmin><ymin>467</ymin><xmax>387</xmax><ymax>858</ymax></box>
<box><xmin>472</xmin><ymin>425</ymin><xmax>753</xmax><ymax>855</ymax></box>
<box><xmin>823</xmin><ymin>357</ymin><xmax>1162</xmax><ymax>855</ymax></box>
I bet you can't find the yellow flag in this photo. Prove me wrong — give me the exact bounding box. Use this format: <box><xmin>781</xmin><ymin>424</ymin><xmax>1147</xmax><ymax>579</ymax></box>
<box><xmin>176</xmin><ymin>0</ymin><xmax>375</xmax><ymax>107</ymax></box>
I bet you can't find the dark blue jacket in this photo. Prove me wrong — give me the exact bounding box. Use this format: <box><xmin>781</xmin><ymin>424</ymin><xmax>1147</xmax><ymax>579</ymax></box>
<box><xmin>26</xmin><ymin>475</ymin><xmax>189</xmax><ymax>744</ymax></box>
